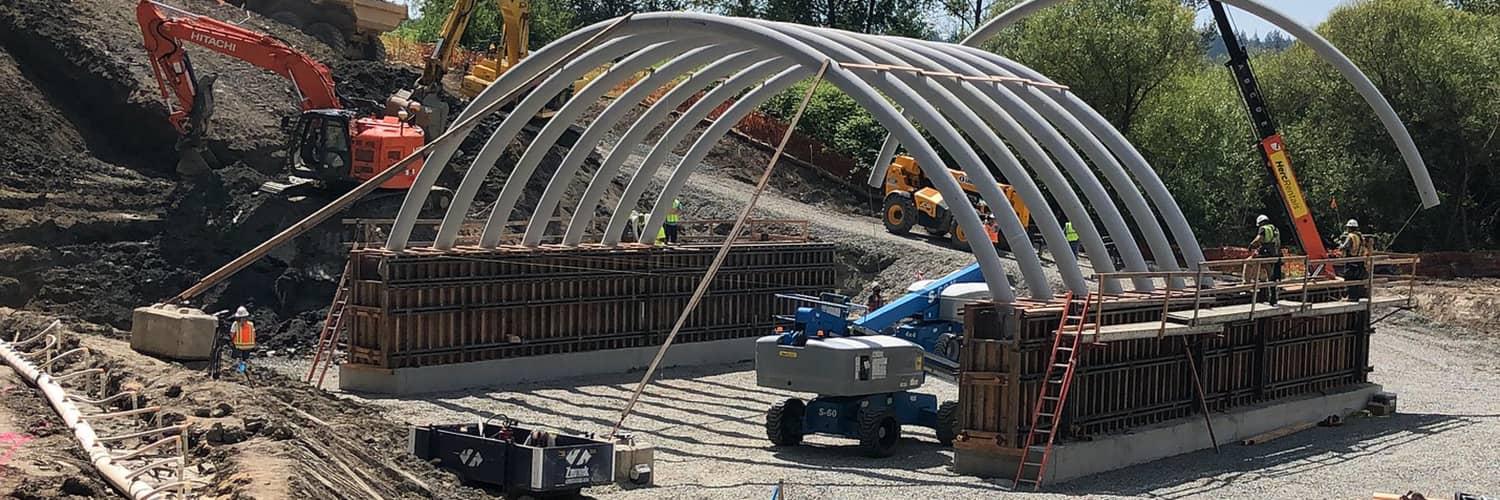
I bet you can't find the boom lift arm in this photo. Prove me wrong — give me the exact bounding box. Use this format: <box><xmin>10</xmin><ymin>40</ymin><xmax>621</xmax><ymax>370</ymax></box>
<box><xmin>1209</xmin><ymin>0</ymin><xmax>1328</xmax><ymax>261</ymax></box>
<box><xmin>136</xmin><ymin>0</ymin><xmax>342</xmax><ymax>138</ymax></box>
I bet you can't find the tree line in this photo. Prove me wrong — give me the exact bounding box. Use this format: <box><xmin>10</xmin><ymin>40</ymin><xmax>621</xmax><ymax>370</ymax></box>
<box><xmin>393</xmin><ymin>0</ymin><xmax>1500</xmax><ymax>251</ymax></box>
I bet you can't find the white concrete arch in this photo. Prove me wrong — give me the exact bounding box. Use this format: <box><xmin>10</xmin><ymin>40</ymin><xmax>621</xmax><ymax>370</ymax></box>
<box><xmin>382</xmin><ymin>12</ymin><xmax>1271</xmax><ymax>304</ymax></box>
<box><xmin>390</xmin><ymin>13</ymin><xmax>1028</xmax><ymax>303</ymax></box>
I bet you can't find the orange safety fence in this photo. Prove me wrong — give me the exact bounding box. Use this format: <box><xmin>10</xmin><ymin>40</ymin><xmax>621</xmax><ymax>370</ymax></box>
<box><xmin>642</xmin><ymin>84</ymin><xmax>860</xmax><ymax>183</ymax></box>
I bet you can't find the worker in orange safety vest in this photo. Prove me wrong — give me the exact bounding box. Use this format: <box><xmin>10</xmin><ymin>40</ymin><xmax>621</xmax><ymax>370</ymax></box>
<box><xmin>229</xmin><ymin>306</ymin><xmax>256</xmax><ymax>373</ymax></box>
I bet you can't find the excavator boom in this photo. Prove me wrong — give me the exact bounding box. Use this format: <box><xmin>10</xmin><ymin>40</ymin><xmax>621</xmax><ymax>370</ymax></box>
<box><xmin>420</xmin><ymin>0</ymin><xmax>480</xmax><ymax>86</ymax></box>
<box><xmin>136</xmin><ymin>0</ymin><xmax>341</xmax><ymax>135</ymax></box>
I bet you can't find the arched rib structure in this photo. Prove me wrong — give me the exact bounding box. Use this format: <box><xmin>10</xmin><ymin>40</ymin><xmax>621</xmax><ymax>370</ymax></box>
<box><xmin>380</xmin><ymin>12</ymin><xmax>1287</xmax><ymax>303</ymax></box>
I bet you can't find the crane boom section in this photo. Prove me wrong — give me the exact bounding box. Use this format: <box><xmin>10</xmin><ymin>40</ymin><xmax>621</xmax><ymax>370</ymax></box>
<box><xmin>136</xmin><ymin>0</ymin><xmax>341</xmax><ymax>134</ymax></box>
<box><xmin>1209</xmin><ymin>0</ymin><xmax>1327</xmax><ymax>260</ymax></box>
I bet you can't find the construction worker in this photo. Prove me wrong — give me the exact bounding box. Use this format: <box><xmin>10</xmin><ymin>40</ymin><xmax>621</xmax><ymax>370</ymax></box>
<box><xmin>229</xmin><ymin>306</ymin><xmax>256</xmax><ymax>374</ymax></box>
<box><xmin>627</xmin><ymin>209</ymin><xmax>648</xmax><ymax>243</ymax></box>
<box><xmin>983</xmin><ymin>214</ymin><xmax>1000</xmax><ymax>249</ymax></box>
<box><xmin>1063</xmin><ymin>219</ymin><xmax>1080</xmax><ymax>257</ymax></box>
<box><xmin>975</xmin><ymin>201</ymin><xmax>1001</xmax><ymax>250</ymax></box>
<box><xmin>866</xmin><ymin>281</ymin><xmax>885</xmax><ymax>312</ymax></box>
<box><xmin>664</xmin><ymin>198</ymin><xmax>683</xmax><ymax>244</ymax></box>
<box><xmin>1248</xmin><ymin>214</ymin><xmax>1282</xmax><ymax>305</ymax></box>
<box><xmin>1338</xmin><ymin>219</ymin><xmax>1369</xmax><ymax>301</ymax></box>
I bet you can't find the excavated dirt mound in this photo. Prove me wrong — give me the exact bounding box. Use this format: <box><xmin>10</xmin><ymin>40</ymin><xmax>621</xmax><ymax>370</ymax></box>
<box><xmin>0</xmin><ymin>308</ymin><xmax>495</xmax><ymax>500</ymax></box>
<box><xmin>0</xmin><ymin>0</ymin><xmax>617</xmax><ymax>353</ymax></box>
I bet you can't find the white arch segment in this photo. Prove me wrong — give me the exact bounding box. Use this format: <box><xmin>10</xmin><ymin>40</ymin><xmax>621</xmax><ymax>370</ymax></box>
<box><xmin>977</xmin><ymin>0</ymin><xmax>1440</xmax><ymax>210</ymax></box>
<box><xmin>380</xmin><ymin>12</ymin><xmax>1278</xmax><ymax>304</ymax></box>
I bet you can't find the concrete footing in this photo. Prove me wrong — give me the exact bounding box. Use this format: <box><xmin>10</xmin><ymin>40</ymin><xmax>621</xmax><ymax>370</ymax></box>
<box><xmin>339</xmin><ymin>336</ymin><xmax>757</xmax><ymax>395</ymax></box>
<box><xmin>954</xmin><ymin>383</ymin><xmax>1384</xmax><ymax>484</ymax></box>
<box><xmin>129</xmin><ymin>305</ymin><xmax>216</xmax><ymax>360</ymax></box>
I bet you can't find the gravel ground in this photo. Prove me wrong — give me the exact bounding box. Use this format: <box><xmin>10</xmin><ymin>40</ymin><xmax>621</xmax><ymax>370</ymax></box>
<box><xmin>328</xmin><ymin>308</ymin><xmax>1499</xmax><ymax>499</ymax></box>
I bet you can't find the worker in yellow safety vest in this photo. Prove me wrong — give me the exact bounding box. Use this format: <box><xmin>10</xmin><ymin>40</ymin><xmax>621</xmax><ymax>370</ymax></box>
<box><xmin>1064</xmin><ymin>219</ymin><xmax>1080</xmax><ymax>257</ymax></box>
<box><xmin>1247</xmin><ymin>214</ymin><xmax>1283</xmax><ymax>305</ymax></box>
<box><xmin>664</xmin><ymin>198</ymin><xmax>682</xmax><ymax>244</ymax></box>
<box><xmin>1338</xmin><ymin>219</ymin><xmax>1370</xmax><ymax>302</ymax></box>
<box><xmin>229</xmin><ymin>306</ymin><xmax>255</xmax><ymax>373</ymax></box>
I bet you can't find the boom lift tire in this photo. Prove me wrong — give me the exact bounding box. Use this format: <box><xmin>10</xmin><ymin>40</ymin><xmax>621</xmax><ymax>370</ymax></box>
<box><xmin>766</xmin><ymin>398</ymin><xmax>806</xmax><ymax>446</ymax></box>
<box><xmin>883</xmin><ymin>194</ymin><xmax>917</xmax><ymax>234</ymax></box>
<box><xmin>858</xmin><ymin>407</ymin><xmax>900</xmax><ymax>457</ymax></box>
<box><xmin>936</xmin><ymin>401</ymin><xmax>959</xmax><ymax>446</ymax></box>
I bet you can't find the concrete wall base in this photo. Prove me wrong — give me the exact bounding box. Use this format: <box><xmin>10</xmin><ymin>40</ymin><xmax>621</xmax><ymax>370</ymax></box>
<box><xmin>954</xmin><ymin>383</ymin><xmax>1384</xmax><ymax>485</ymax></box>
<box><xmin>339</xmin><ymin>337</ymin><xmax>757</xmax><ymax>395</ymax></box>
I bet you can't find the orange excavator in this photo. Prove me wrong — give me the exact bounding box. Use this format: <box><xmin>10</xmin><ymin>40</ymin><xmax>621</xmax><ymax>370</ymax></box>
<box><xmin>136</xmin><ymin>0</ymin><xmax>436</xmax><ymax>195</ymax></box>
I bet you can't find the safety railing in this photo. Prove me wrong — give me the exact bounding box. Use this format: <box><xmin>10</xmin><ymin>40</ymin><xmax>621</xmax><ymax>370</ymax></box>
<box><xmin>1088</xmin><ymin>252</ymin><xmax>1420</xmax><ymax>339</ymax></box>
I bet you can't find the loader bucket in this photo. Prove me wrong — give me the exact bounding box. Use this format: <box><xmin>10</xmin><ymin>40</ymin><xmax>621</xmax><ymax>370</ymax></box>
<box><xmin>130</xmin><ymin>304</ymin><xmax>217</xmax><ymax>360</ymax></box>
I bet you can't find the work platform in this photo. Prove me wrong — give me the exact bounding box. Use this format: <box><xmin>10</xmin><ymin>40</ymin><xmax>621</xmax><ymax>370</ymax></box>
<box><xmin>954</xmin><ymin>253</ymin><xmax>1418</xmax><ymax>486</ymax></box>
<box><xmin>335</xmin><ymin>239</ymin><xmax>837</xmax><ymax>394</ymax></box>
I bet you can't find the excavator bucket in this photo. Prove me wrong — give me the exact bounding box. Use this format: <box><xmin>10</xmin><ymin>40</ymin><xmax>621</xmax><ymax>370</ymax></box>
<box><xmin>175</xmin><ymin>74</ymin><xmax>219</xmax><ymax>176</ymax></box>
<box><xmin>385</xmin><ymin>88</ymin><xmax>449</xmax><ymax>142</ymax></box>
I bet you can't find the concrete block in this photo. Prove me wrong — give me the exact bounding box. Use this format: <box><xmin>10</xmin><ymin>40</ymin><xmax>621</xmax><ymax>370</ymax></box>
<box><xmin>340</xmin><ymin>336</ymin><xmax>757</xmax><ymax>394</ymax></box>
<box><xmin>955</xmin><ymin>383</ymin><xmax>1384</xmax><ymax>484</ymax></box>
<box><xmin>129</xmin><ymin>304</ymin><xmax>216</xmax><ymax>361</ymax></box>
<box><xmin>613</xmin><ymin>441</ymin><xmax>655</xmax><ymax>485</ymax></box>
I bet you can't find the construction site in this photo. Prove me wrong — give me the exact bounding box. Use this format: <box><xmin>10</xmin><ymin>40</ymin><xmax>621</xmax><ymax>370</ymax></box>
<box><xmin>1</xmin><ymin>0</ymin><xmax>1497</xmax><ymax>498</ymax></box>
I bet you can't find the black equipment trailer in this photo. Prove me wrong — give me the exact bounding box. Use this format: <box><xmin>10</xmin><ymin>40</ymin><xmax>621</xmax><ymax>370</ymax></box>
<box><xmin>410</xmin><ymin>421</ymin><xmax>615</xmax><ymax>495</ymax></box>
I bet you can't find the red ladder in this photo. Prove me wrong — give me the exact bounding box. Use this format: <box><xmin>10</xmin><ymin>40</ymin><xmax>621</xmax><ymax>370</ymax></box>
<box><xmin>306</xmin><ymin>259</ymin><xmax>353</xmax><ymax>387</ymax></box>
<box><xmin>1014</xmin><ymin>290</ymin><xmax>1095</xmax><ymax>490</ymax></box>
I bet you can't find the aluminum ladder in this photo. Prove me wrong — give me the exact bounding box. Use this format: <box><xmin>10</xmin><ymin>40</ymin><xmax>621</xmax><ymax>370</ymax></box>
<box><xmin>1014</xmin><ymin>290</ymin><xmax>1095</xmax><ymax>490</ymax></box>
<box><xmin>305</xmin><ymin>259</ymin><xmax>352</xmax><ymax>387</ymax></box>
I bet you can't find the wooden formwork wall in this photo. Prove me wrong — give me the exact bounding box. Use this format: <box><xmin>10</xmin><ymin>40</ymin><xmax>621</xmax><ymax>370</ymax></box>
<box><xmin>344</xmin><ymin>243</ymin><xmax>837</xmax><ymax>369</ymax></box>
<box><xmin>957</xmin><ymin>293</ymin><xmax>1371</xmax><ymax>454</ymax></box>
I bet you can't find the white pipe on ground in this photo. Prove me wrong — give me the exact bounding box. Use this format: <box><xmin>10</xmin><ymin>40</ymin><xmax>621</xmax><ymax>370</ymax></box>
<box><xmin>0</xmin><ymin>330</ymin><xmax>186</xmax><ymax>499</ymax></box>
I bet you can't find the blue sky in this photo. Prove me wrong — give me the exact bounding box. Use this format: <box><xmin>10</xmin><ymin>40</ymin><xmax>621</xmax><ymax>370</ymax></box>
<box><xmin>1195</xmin><ymin>1</ymin><xmax>1349</xmax><ymax>36</ymax></box>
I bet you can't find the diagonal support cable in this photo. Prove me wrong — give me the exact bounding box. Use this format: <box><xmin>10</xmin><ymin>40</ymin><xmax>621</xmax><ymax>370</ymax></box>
<box><xmin>610</xmin><ymin>59</ymin><xmax>832</xmax><ymax>437</ymax></box>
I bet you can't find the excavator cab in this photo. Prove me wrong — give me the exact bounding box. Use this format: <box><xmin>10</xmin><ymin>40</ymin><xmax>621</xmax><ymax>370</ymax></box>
<box><xmin>275</xmin><ymin>110</ymin><xmax>356</xmax><ymax>189</ymax></box>
<box><xmin>271</xmin><ymin>109</ymin><xmax>426</xmax><ymax>193</ymax></box>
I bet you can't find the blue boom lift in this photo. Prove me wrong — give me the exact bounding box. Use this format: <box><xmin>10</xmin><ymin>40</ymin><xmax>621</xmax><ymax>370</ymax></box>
<box><xmin>775</xmin><ymin>263</ymin><xmax>987</xmax><ymax>376</ymax></box>
<box><xmin>752</xmin><ymin>263</ymin><xmax>988</xmax><ymax>456</ymax></box>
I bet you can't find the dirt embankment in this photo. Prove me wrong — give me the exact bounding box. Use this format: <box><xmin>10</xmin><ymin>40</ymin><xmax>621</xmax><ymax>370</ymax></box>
<box><xmin>0</xmin><ymin>308</ymin><xmax>497</xmax><ymax>500</ymax></box>
<box><xmin>0</xmin><ymin>0</ymin><xmax>607</xmax><ymax>353</ymax></box>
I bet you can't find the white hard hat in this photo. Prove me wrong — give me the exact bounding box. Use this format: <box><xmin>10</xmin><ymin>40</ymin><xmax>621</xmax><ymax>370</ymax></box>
<box><xmin>1256</xmin><ymin>214</ymin><xmax>1270</xmax><ymax>225</ymax></box>
<box><xmin>233</xmin><ymin>306</ymin><xmax>250</xmax><ymax>318</ymax></box>
<box><xmin>1346</xmin><ymin>219</ymin><xmax>1359</xmax><ymax>228</ymax></box>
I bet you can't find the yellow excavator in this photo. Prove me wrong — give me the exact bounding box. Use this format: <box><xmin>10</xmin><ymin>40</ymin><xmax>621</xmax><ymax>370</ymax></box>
<box><xmin>384</xmin><ymin>0</ymin><xmax>504</xmax><ymax>139</ymax></box>
<box><xmin>881</xmin><ymin>155</ymin><xmax>1031</xmax><ymax>251</ymax></box>
<box><xmin>460</xmin><ymin>0</ymin><xmax>530</xmax><ymax>98</ymax></box>
<box><xmin>455</xmin><ymin>1</ymin><xmax>636</xmax><ymax>101</ymax></box>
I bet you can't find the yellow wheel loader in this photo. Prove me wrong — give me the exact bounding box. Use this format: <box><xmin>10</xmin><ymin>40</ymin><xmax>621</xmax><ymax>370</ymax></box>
<box><xmin>881</xmin><ymin>155</ymin><xmax>1030</xmax><ymax>252</ymax></box>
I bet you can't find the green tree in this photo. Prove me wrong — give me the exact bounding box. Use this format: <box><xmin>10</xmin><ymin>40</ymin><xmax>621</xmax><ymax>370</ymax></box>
<box><xmin>760</xmin><ymin>79</ymin><xmax>887</xmax><ymax>169</ymax></box>
<box><xmin>1253</xmin><ymin>0</ymin><xmax>1500</xmax><ymax>249</ymax></box>
<box><xmin>1131</xmin><ymin>65</ymin><xmax>1262</xmax><ymax>244</ymax></box>
<box><xmin>980</xmin><ymin>0</ymin><xmax>1199</xmax><ymax>135</ymax></box>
